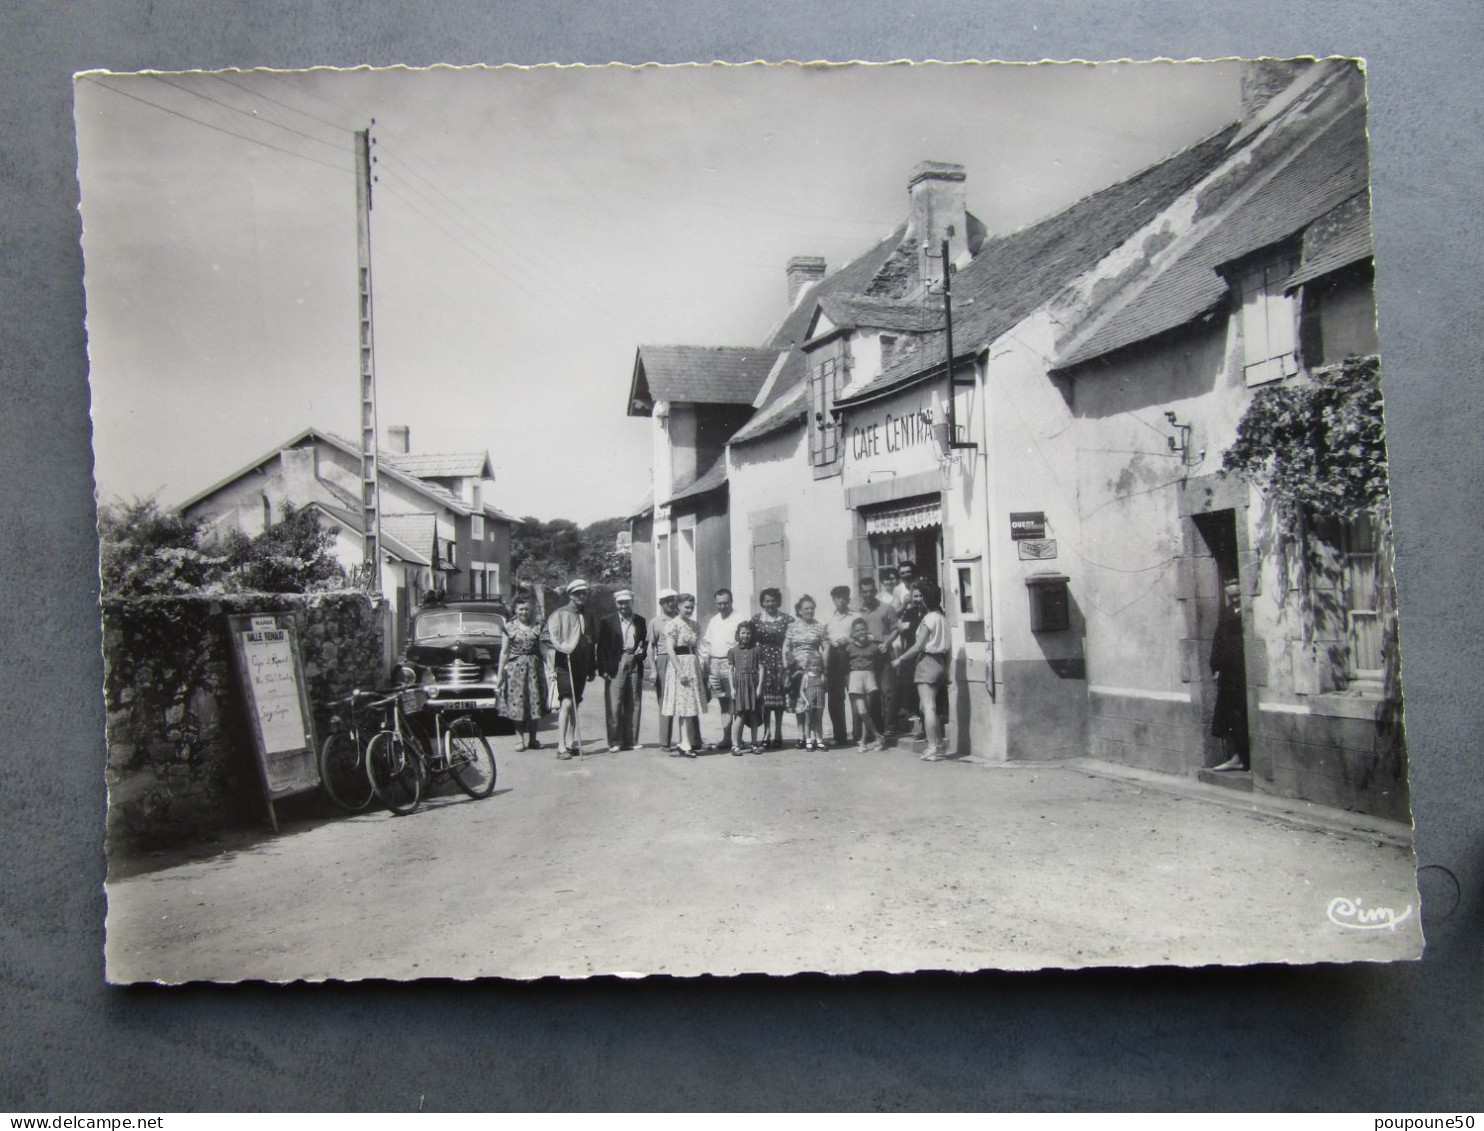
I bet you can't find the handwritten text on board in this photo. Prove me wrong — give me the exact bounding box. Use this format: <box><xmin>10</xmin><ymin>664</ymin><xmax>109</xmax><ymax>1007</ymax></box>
<box><xmin>241</xmin><ymin>628</ymin><xmax>308</xmax><ymax>754</ymax></box>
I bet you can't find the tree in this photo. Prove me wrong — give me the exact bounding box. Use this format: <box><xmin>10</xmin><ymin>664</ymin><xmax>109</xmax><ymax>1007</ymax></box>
<box><xmin>98</xmin><ymin>497</ymin><xmax>224</xmax><ymax>597</ymax></box>
<box><xmin>221</xmin><ymin>502</ymin><xmax>345</xmax><ymax>593</ymax></box>
<box><xmin>511</xmin><ymin>514</ymin><xmax>632</xmax><ymax>587</ymax></box>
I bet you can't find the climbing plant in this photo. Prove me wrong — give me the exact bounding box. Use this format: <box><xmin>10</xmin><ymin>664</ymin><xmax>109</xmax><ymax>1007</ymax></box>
<box><xmin>1221</xmin><ymin>354</ymin><xmax>1388</xmax><ymax>530</ymax></box>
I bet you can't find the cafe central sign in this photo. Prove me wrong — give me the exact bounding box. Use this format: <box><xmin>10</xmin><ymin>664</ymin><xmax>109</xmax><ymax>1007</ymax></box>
<box><xmin>849</xmin><ymin>404</ymin><xmax>936</xmax><ymax>461</ymax></box>
<box><xmin>841</xmin><ymin>383</ymin><xmax>946</xmax><ymax>486</ymax></box>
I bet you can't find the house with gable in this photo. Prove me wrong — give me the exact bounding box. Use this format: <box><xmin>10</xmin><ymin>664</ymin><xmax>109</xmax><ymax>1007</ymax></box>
<box><xmin>625</xmin><ymin>345</ymin><xmax>776</xmax><ymax>613</ymax></box>
<box><xmin>724</xmin><ymin>162</ymin><xmax>990</xmax><ymax>611</ymax></box>
<box><xmin>178</xmin><ymin>425</ymin><xmax>521</xmax><ymax>651</ymax></box>
<box><xmin>831</xmin><ymin>59</ymin><xmax>1401</xmax><ymax>818</ymax></box>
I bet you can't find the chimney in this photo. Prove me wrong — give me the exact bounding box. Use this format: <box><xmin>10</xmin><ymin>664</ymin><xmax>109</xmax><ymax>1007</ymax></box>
<box><xmin>787</xmin><ymin>256</ymin><xmax>827</xmax><ymax>306</ymax></box>
<box><xmin>1240</xmin><ymin>59</ymin><xmax>1309</xmax><ymax>118</ymax></box>
<box><xmin>908</xmin><ymin>161</ymin><xmax>968</xmax><ymax>286</ymax></box>
<box><xmin>386</xmin><ymin>424</ymin><xmax>411</xmax><ymax>455</ymax></box>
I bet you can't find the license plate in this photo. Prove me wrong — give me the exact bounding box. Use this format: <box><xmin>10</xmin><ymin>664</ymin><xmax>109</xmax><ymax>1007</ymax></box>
<box><xmin>428</xmin><ymin>699</ymin><xmax>494</xmax><ymax>711</ymax></box>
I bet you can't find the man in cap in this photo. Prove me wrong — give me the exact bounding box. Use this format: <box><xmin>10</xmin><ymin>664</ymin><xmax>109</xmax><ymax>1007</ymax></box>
<box><xmin>596</xmin><ymin>588</ymin><xmax>647</xmax><ymax>752</ymax></box>
<box><xmin>647</xmin><ymin>588</ymin><xmax>680</xmax><ymax>749</ymax></box>
<box><xmin>541</xmin><ymin>578</ymin><xmax>597</xmax><ymax>759</ymax></box>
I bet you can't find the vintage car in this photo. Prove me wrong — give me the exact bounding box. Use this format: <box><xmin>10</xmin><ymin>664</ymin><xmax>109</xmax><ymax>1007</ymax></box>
<box><xmin>397</xmin><ymin>596</ymin><xmax>514</xmax><ymax>733</ymax></box>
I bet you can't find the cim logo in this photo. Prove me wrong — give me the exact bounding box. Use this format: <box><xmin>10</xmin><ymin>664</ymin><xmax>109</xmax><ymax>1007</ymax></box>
<box><xmin>1326</xmin><ymin>896</ymin><xmax>1413</xmax><ymax>931</ymax></box>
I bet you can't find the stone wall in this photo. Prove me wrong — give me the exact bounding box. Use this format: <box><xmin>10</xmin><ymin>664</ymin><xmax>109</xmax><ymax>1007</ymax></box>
<box><xmin>102</xmin><ymin>590</ymin><xmax>386</xmax><ymax>851</ymax></box>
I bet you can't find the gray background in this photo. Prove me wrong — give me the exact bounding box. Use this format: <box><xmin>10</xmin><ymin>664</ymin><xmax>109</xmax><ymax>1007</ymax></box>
<box><xmin>3</xmin><ymin>0</ymin><xmax>1479</xmax><ymax>1111</ymax></box>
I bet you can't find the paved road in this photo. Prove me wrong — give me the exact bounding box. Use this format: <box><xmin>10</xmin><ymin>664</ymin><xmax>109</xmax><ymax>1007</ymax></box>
<box><xmin>106</xmin><ymin>693</ymin><xmax>1422</xmax><ymax>982</ymax></box>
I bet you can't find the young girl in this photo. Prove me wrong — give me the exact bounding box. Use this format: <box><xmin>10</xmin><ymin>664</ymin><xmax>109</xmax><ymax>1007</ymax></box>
<box><xmin>727</xmin><ymin>620</ymin><xmax>764</xmax><ymax>754</ymax></box>
<box><xmin>843</xmin><ymin>617</ymin><xmax>883</xmax><ymax>752</ymax></box>
<box><xmin>893</xmin><ymin>580</ymin><xmax>952</xmax><ymax>761</ymax></box>
<box><xmin>795</xmin><ymin>652</ymin><xmax>827</xmax><ymax>750</ymax></box>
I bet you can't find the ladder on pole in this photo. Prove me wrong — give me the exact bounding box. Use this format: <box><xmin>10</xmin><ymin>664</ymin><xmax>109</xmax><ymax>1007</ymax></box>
<box><xmin>355</xmin><ymin>127</ymin><xmax>382</xmax><ymax>592</ymax></box>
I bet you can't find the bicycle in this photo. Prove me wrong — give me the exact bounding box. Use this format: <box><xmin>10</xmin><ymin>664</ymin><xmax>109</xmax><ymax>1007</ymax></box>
<box><xmin>317</xmin><ymin>689</ymin><xmax>378</xmax><ymax>813</ymax></box>
<box><xmin>364</xmin><ymin>685</ymin><xmax>498</xmax><ymax>815</ymax></box>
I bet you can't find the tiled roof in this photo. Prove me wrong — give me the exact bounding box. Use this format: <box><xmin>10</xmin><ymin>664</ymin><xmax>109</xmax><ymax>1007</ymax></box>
<box><xmin>482</xmin><ymin>503</ymin><xmax>522</xmax><ymax>525</ymax></box>
<box><xmin>631</xmin><ymin>345</ymin><xmax>778</xmax><ymax>409</ymax></box>
<box><xmin>730</xmin><ymin>227</ymin><xmax>908</xmax><ymax>445</ymax></box>
<box><xmin>815</xmin><ymin>293</ymin><xmax>945</xmax><ymax>335</ymax></box>
<box><xmin>314</xmin><ymin>502</ymin><xmax>431</xmax><ymax>567</ymax></box>
<box><xmin>666</xmin><ymin>457</ymin><xmax>728</xmax><ymax>505</ymax></box>
<box><xmin>1286</xmin><ymin>191</ymin><xmax>1373</xmax><ymax>291</ymax></box>
<box><xmin>385</xmin><ymin>451</ymin><xmax>493</xmax><ymax>480</ymax></box>
<box><xmin>728</xmin><ymin>355</ymin><xmax>809</xmax><ymax>444</ymax></box>
<box><xmin>380</xmin><ymin>512</ymin><xmax>438</xmax><ymax>566</ymax></box>
<box><xmin>1056</xmin><ymin>77</ymin><xmax>1368</xmax><ymax>370</ymax></box>
<box><xmin>837</xmin><ymin>124</ymin><xmax>1240</xmax><ymax>406</ymax></box>
<box><xmin>627</xmin><ymin>487</ymin><xmax>654</xmax><ymax>520</ymax></box>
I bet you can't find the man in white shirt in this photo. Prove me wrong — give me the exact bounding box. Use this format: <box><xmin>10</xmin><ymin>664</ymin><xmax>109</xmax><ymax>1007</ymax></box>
<box><xmin>700</xmin><ymin>587</ymin><xmax>744</xmax><ymax>751</ymax></box>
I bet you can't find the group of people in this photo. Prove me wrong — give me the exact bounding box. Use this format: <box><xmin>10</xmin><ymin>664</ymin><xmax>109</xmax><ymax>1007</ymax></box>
<box><xmin>489</xmin><ymin>560</ymin><xmax>956</xmax><ymax>762</ymax></box>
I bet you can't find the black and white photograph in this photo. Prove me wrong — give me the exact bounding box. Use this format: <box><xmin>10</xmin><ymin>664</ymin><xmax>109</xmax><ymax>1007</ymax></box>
<box><xmin>78</xmin><ymin>58</ymin><xmax>1422</xmax><ymax>983</ymax></box>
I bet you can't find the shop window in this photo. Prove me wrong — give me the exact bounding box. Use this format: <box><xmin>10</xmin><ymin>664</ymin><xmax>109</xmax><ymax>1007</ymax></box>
<box><xmin>809</xmin><ymin>353</ymin><xmax>844</xmax><ymax>471</ymax></box>
<box><xmin>1237</xmin><ymin>255</ymin><xmax>1300</xmax><ymax>386</ymax></box>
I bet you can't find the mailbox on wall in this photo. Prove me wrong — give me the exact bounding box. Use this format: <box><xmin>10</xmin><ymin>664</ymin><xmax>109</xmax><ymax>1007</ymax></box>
<box><xmin>1025</xmin><ymin>571</ymin><xmax>1070</xmax><ymax>633</ymax></box>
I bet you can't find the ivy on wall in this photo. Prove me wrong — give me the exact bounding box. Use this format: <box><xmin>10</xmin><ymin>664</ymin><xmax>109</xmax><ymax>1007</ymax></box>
<box><xmin>1221</xmin><ymin>355</ymin><xmax>1388</xmax><ymax>529</ymax></box>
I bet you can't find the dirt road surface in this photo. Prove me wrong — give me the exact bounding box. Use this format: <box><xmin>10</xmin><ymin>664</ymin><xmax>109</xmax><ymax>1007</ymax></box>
<box><xmin>106</xmin><ymin>692</ymin><xmax>1421</xmax><ymax>982</ymax></box>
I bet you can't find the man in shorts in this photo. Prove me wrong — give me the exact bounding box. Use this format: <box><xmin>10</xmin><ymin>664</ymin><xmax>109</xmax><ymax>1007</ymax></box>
<box><xmin>856</xmin><ymin>574</ymin><xmax>898</xmax><ymax>739</ymax></box>
<box><xmin>700</xmin><ymin>587</ymin><xmax>743</xmax><ymax>750</ymax></box>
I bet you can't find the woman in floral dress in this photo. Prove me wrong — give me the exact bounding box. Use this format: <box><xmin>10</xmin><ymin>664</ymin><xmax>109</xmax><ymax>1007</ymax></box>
<box><xmin>783</xmin><ymin>594</ymin><xmax>831</xmax><ymax>748</ymax></box>
<box><xmin>494</xmin><ymin>594</ymin><xmax>548</xmax><ymax>750</ymax></box>
<box><xmin>750</xmin><ymin>587</ymin><xmax>793</xmax><ymax>750</ymax></box>
<box><xmin>661</xmin><ymin>593</ymin><xmax>707</xmax><ymax>757</ymax></box>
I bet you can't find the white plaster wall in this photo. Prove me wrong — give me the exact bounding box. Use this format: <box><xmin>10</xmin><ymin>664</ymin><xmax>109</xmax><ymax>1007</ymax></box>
<box><xmin>727</xmin><ymin>423</ymin><xmax>853</xmax><ymax>617</ymax></box>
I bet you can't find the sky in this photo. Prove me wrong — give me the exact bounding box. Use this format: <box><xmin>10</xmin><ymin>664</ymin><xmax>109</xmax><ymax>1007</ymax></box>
<box><xmin>76</xmin><ymin>60</ymin><xmax>1241</xmax><ymax>525</ymax></box>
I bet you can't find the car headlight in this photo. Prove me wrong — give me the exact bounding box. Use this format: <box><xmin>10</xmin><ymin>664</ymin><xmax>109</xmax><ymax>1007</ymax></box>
<box><xmin>393</xmin><ymin>664</ymin><xmax>417</xmax><ymax>687</ymax></box>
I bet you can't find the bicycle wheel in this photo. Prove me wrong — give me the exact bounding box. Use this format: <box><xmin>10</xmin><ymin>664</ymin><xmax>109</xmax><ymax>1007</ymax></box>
<box><xmin>446</xmin><ymin>715</ymin><xmax>498</xmax><ymax>799</ymax></box>
<box><xmin>319</xmin><ymin>730</ymin><xmax>374</xmax><ymax>813</ymax></box>
<box><xmin>366</xmin><ymin>730</ymin><xmax>423</xmax><ymax>815</ymax></box>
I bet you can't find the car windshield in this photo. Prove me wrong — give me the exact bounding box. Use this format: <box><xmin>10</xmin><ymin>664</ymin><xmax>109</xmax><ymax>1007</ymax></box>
<box><xmin>414</xmin><ymin>611</ymin><xmax>505</xmax><ymax>641</ymax></box>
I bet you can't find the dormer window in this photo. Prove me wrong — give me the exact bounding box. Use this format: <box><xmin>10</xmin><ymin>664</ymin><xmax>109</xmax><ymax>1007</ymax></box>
<box><xmin>1236</xmin><ymin>254</ymin><xmax>1300</xmax><ymax>386</ymax></box>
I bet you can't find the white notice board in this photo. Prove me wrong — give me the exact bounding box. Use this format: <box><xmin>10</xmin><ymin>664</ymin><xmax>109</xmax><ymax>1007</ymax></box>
<box><xmin>226</xmin><ymin>612</ymin><xmax>320</xmax><ymax>829</ymax></box>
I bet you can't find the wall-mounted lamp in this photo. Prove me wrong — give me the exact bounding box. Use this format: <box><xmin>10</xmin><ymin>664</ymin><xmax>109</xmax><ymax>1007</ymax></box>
<box><xmin>1164</xmin><ymin>411</ymin><xmax>1203</xmax><ymax>467</ymax></box>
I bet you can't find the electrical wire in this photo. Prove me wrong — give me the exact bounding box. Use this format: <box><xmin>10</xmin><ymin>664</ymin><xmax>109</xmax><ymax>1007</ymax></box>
<box><xmin>211</xmin><ymin>72</ymin><xmax>357</xmax><ymax>135</ymax></box>
<box><xmin>82</xmin><ymin>77</ymin><xmax>353</xmax><ymax>175</ymax></box>
<box><xmin>149</xmin><ymin>74</ymin><xmax>351</xmax><ymax>155</ymax></box>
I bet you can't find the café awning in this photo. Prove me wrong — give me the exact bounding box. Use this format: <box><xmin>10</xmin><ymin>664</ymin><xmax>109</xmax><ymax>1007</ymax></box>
<box><xmin>863</xmin><ymin>498</ymin><xmax>942</xmax><ymax>535</ymax></box>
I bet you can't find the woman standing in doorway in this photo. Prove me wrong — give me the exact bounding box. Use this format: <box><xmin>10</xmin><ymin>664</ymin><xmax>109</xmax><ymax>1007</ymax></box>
<box><xmin>661</xmin><ymin>593</ymin><xmax>707</xmax><ymax>757</ymax></box>
<box><xmin>892</xmin><ymin>580</ymin><xmax>952</xmax><ymax>761</ymax></box>
<box><xmin>751</xmin><ymin>587</ymin><xmax>793</xmax><ymax>750</ymax></box>
<box><xmin>783</xmin><ymin>594</ymin><xmax>830</xmax><ymax>749</ymax></box>
<box><xmin>494</xmin><ymin>593</ymin><xmax>548</xmax><ymax>750</ymax></box>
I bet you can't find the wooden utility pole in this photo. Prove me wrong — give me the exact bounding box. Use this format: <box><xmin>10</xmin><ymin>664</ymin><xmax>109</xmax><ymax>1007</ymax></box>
<box><xmin>354</xmin><ymin>126</ymin><xmax>382</xmax><ymax>592</ymax></box>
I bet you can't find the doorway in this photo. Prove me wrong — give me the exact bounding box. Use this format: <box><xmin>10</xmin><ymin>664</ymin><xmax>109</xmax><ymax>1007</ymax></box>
<box><xmin>1191</xmin><ymin>509</ymin><xmax>1248</xmax><ymax>771</ymax></box>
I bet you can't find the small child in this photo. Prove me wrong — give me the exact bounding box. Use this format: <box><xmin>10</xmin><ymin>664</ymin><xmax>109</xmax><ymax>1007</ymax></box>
<box><xmin>844</xmin><ymin>617</ymin><xmax>883</xmax><ymax>751</ymax></box>
<box><xmin>727</xmin><ymin>621</ymin><xmax>764</xmax><ymax>754</ymax></box>
<box><xmin>796</xmin><ymin>652</ymin><xmax>827</xmax><ymax>750</ymax></box>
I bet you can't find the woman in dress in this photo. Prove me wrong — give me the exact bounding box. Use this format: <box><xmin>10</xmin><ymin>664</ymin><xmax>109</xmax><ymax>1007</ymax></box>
<box><xmin>783</xmin><ymin>594</ymin><xmax>830</xmax><ymax>748</ymax></box>
<box><xmin>661</xmin><ymin>593</ymin><xmax>707</xmax><ymax>757</ymax></box>
<box><xmin>892</xmin><ymin>580</ymin><xmax>952</xmax><ymax>761</ymax></box>
<box><xmin>751</xmin><ymin>587</ymin><xmax>793</xmax><ymax>750</ymax></box>
<box><xmin>494</xmin><ymin>593</ymin><xmax>548</xmax><ymax>750</ymax></box>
